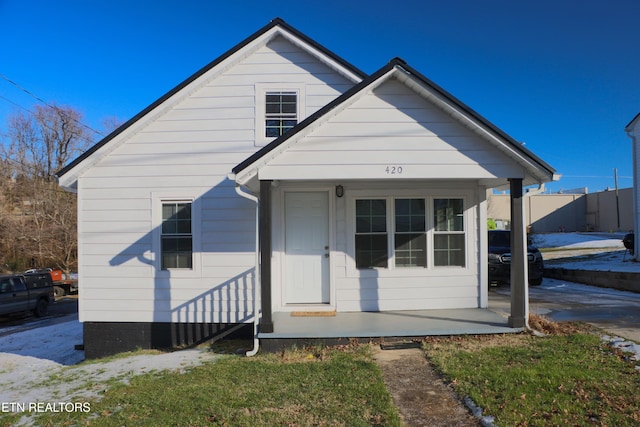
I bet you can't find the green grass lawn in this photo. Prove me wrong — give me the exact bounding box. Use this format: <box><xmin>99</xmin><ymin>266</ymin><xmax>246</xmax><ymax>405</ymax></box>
<box><xmin>8</xmin><ymin>319</ymin><xmax>640</xmax><ymax>427</ymax></box>
<box><xmin>424</xmin><ymin>320</ymin><xmax>640</xmax><ymax>426</ymax></box>
<box><xmin>28</xmin><ymin>344</ymin><xmax>402</xmax><ymax>427</ymax></box>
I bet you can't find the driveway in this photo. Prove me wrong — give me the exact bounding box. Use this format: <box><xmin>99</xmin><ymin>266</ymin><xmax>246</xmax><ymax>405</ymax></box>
<box><xmin>0</xmin><ymin>296</ymin><xmax>78</xmax><ymax>338</ymax></box>
<box><xmin>490</xmin><ymin>278</ymin><xmax>640</xmax><ymax>342</ymax></box>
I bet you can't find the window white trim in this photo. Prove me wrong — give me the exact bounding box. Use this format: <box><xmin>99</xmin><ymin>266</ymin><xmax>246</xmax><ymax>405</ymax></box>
<box><xmin>255</xmin><ymin>83</ymin><xmax>306</xmax><ymax>147</ymax></box>
<box><xmin>433</xmin><ymin>198</ymin><xmax>467</xmax><ymax>267</ymax></box>
<box><xmin>152</xmin><ymin>193</ymin><xmax>201</xmax><ymax>278</ymax></box>
<box><xmin>346</xmin><ymin>189</ymin><xmax>472</xmax><ymax>278</ymax></box>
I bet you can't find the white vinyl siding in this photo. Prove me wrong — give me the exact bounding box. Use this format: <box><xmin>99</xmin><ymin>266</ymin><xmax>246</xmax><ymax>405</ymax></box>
<box><xmin>256</xmin><ymin>78</ymin><xmax>525</xmax><ymax>182</ymax></box>
<box><xmin>76</xmin><ymin>35</ymin><xmax>354</xmax><ymax>323</ymax></box>
<box><xmin>268</xmin><ymin>182</ymin><xmax>481</xmax><ymax>313</ymax></box>
<box><xmin>338</xmin><ymin>185</ymin><xmax>478</xmax><ymax>312</ymax></box>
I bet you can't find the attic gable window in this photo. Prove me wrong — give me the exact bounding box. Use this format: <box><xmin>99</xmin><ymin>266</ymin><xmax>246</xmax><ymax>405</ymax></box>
<box><xmin>265</xmin><ymin>91</ymin><xmax>297</xmax><ymax>137</ymax></box>
<box><xmin>255</xmin><ymin>84</ymin><xmax>305</xmax><ymax>146</ymax></box>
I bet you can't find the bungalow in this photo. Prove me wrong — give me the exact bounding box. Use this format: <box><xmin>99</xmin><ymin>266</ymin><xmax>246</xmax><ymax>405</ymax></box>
<box><xmin>56</xmin><ymin>18</ymin><xmax>557</xmax><ymax>358</ymax></box>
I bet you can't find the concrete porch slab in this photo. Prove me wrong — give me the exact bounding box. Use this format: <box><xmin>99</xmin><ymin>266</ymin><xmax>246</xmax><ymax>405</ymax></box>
<box><xmin>259</xmin><ymin>308</ymin><xmax>522</xmax><ymax>339</ymax></box>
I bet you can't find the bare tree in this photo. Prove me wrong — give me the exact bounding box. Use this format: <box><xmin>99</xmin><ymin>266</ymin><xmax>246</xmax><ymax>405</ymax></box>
<box><xmin>8</xmin><ymin>104</ymin><xmax>92</xmax><ymax>180</ymax></box>
<box><xmin>0</xmin><ymin>104</ymin><xmax>93</xmax><ymax>272</ymax></box>
<box><xmin>101</xmin><ymin>115</ymin><xmax>124</xmax><ymax>134</ymax></box>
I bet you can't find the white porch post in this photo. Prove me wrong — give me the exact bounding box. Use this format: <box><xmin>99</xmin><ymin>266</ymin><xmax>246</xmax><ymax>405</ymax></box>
<box><xmin>508</xmin><ymin>178</ymin><xmax>529</xmax><ymax>328</ymax></box>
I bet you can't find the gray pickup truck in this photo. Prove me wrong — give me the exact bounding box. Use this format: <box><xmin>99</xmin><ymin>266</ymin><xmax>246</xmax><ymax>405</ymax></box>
<box><xmin>0</xmin><ymin>272</ymin><xmax>54</xmax><ymax>317</ymax></box>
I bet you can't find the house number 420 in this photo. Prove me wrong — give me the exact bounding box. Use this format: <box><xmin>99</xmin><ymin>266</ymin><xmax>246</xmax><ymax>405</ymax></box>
<box><xmin>385</xmin><ymin>166</ymin><xmax>403</xmax><ymax>175</ymax></box>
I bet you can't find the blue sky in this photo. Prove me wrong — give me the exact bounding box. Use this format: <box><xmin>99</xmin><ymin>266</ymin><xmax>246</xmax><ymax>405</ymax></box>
<box><xmin>1</xmin><ymin>0</ymin><xmax>638</xmax><ymax>193</ymax></box>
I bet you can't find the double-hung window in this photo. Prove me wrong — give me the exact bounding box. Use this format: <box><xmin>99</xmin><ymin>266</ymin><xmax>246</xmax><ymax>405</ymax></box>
<box><xmin>353</xmin><ymin>196</ymin><xmax>465</xmax><ymax>269</ymax></box>
<box><xmin>161</xmin><ymin>202</ymin><xmax>192</xmax><ymax>270</ymax></box>
<box><xmin>265</xmin><ymin>91</ymin><xmax>297</xmax><ymax>138</ymax></box>
<box><xmin>394</xmin><ymin>199</ymin><xmax>427</xmax><ymax>267</ymax></box>
<box><xmin>256</xmin><ymin>84</ymin><xmax>305</xmax><ymax>146</ymax></box>
<box><xmin>433</xmin><ymin>199</ymin><xmax>465</xmax><ymax>267</ymax></box>
<box><xmin>355</xmin><ymin>199</ymin><xmax>388</xmax><ymax>268</ymax></box>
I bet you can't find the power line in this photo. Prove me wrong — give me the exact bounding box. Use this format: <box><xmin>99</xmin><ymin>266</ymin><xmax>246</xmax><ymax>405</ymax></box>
<box><xmin>0</xmin><ymin>94</ymin><xmax>31</xmax><ymax>113</ymax></box>
<box><xmin>0</xmin><ymin>72</ymin><xmax>104</xmax><ymax>136</ymax></box>
<box><xmin>0</xmin><ymin>93</ymin><xmax>96</xmax><ymax>149</ymax></box>
<box><xmin>563</xmin><ymin>175</ymin><xmax>633</xmax><ymax>180</ymax></box>
<box><xmin>0</xmin><ymin>73</ymin><xmax>50</xmax><ymax>106</ymax></box>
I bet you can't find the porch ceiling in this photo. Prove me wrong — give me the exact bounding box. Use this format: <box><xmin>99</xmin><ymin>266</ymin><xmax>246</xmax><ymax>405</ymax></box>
<box><xmin>259</xmin><ymin>309</ymin><xmax>522</xmax><ymax>339</ymax></box>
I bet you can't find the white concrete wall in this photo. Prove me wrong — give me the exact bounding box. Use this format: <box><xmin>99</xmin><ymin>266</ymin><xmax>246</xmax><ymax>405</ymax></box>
<box><xmin>488</xmin><ymin>189</ymin><xmax>634</xmax><ymax>233</ymax></box>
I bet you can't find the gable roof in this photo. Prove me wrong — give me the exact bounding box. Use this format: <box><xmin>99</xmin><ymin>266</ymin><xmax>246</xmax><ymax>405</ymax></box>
<box><xmin>55</xmin><ymin>18</ymin><xmax>367</xmax><ymax>188</ymax></box>
<box><xmin>626</xmin><ymin>112</ymin><xmax>640</xmax><ymax>132</ymax></box>
<box><xmin>232</xmin><ymin>57</ymin><xmax>557</xmax><ymax>186</ymax></box>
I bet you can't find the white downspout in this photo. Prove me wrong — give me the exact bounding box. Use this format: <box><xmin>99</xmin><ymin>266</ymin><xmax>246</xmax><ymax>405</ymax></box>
<box><xmin>233</xmin><ymin>180</ymin><xmax>260</xmax><ymax>356</ymax></box>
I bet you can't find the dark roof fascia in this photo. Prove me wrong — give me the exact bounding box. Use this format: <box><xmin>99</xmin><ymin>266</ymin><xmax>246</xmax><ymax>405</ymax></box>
<box><xmin>270</xmin><ymin>18</ymin><xmax>367</xmax><ymax>80</ymax></box>
<box><xmin>233</xmin><ymin>57</ymin><xmax>556</xmax><ymax>178</ymax></box>
<box><xmin>56</xmin><ymin>18</ymin><xmax>367</xmax><ymax>179</ymax></box>
<box><xmin>232</xmin><ymin>60</ymin><xmax>397</xmax><ymax>174</ymax></box>
<box><xmin>392</xmin><ymin>59</ymin><xmax>556</xmax><ymax>177</ymax></box>
<box><xmin>625</xmin><ymin>112</ymin><xmax>640</xmax><ymax>131</ymax></box>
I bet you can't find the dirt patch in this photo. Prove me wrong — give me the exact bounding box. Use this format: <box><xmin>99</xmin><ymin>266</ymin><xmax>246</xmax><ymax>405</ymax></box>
<box><xmin>373</xmin><ymin>343</ymin><xmax>479</xmax><ymax>427</ymax></box>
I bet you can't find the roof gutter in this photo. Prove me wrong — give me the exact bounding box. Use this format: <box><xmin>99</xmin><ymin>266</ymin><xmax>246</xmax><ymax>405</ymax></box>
<box><xmin>231</xmin><ymin>174</ymin><xmax>261</xmax><ymax>356</ymax></box>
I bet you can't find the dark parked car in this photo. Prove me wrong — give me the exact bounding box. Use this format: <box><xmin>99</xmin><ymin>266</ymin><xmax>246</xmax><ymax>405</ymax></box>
<box><xmin>488</xmin><ymin>230</ymin><xmax>544</xmax><ymax>286</ymax></box>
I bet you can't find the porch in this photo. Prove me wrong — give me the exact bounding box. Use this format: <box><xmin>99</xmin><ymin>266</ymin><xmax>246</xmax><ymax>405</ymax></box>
<box><xmin>259</xmin><ymin>307</ymin><xmax>521</xmax><ymax>340</ymax></box>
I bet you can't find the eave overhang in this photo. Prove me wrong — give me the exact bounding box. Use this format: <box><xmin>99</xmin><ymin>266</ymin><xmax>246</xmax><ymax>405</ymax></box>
<box><xmin>55</xmin><ymin>18</ymin><xmax>366</xmax><ymax>190</ymax></box>
<box><xmin>232</xmin><ymin>58</ymin><xmax>557</xmax><ymax>188</ymax></box>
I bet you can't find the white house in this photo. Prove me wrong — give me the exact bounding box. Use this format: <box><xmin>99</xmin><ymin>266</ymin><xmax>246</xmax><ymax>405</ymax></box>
<box><xmin>626</xmin><ymin>112</ymin><xmax>640</xmax><ymax>259</ymax></box>
<box><xmin>57</xmin><ymin>19</ymin><xmax>557</xmax><ymax>358</ymax></box>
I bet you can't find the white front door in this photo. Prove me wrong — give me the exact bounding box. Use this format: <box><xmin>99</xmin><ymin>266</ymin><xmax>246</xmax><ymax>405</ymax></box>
<box><xmin>284</xmin><ymin>191</ymin><xmax>330</xmax><ymax>304</ymax></box>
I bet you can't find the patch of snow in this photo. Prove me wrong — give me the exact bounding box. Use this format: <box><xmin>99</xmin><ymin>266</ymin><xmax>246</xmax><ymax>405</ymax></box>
<box><xmin>601</xmin><ymin>335</ymin><xmax>640</xmax><ymax>374</ymax></box>
<box><xmin>0</xmin><ymin>315</ymin><xmax>84</xmax><ymax>365</ymax></box>
<box><xmin>604</xmin><ymin>335</ymin><xmax>640</xmax><ymax>362</ymax></box>
<box><xmin>532</xmin><ymin>232</ymin><xmax>626</xmax><ymax>249</ymax></box>
<box><xmin>544</xmin><ymin>249</ymin><xmax>640</xmax><ymax>272</ymax></box>
<box><xmin>0</xmin><ymin>317</ymin><xmax>220</xmax><ymax>426</ymax></box>
<box><xmin>530</xmin><ymin>232</ymin><xmax>640</xmax><ymax>273</ymax></box>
